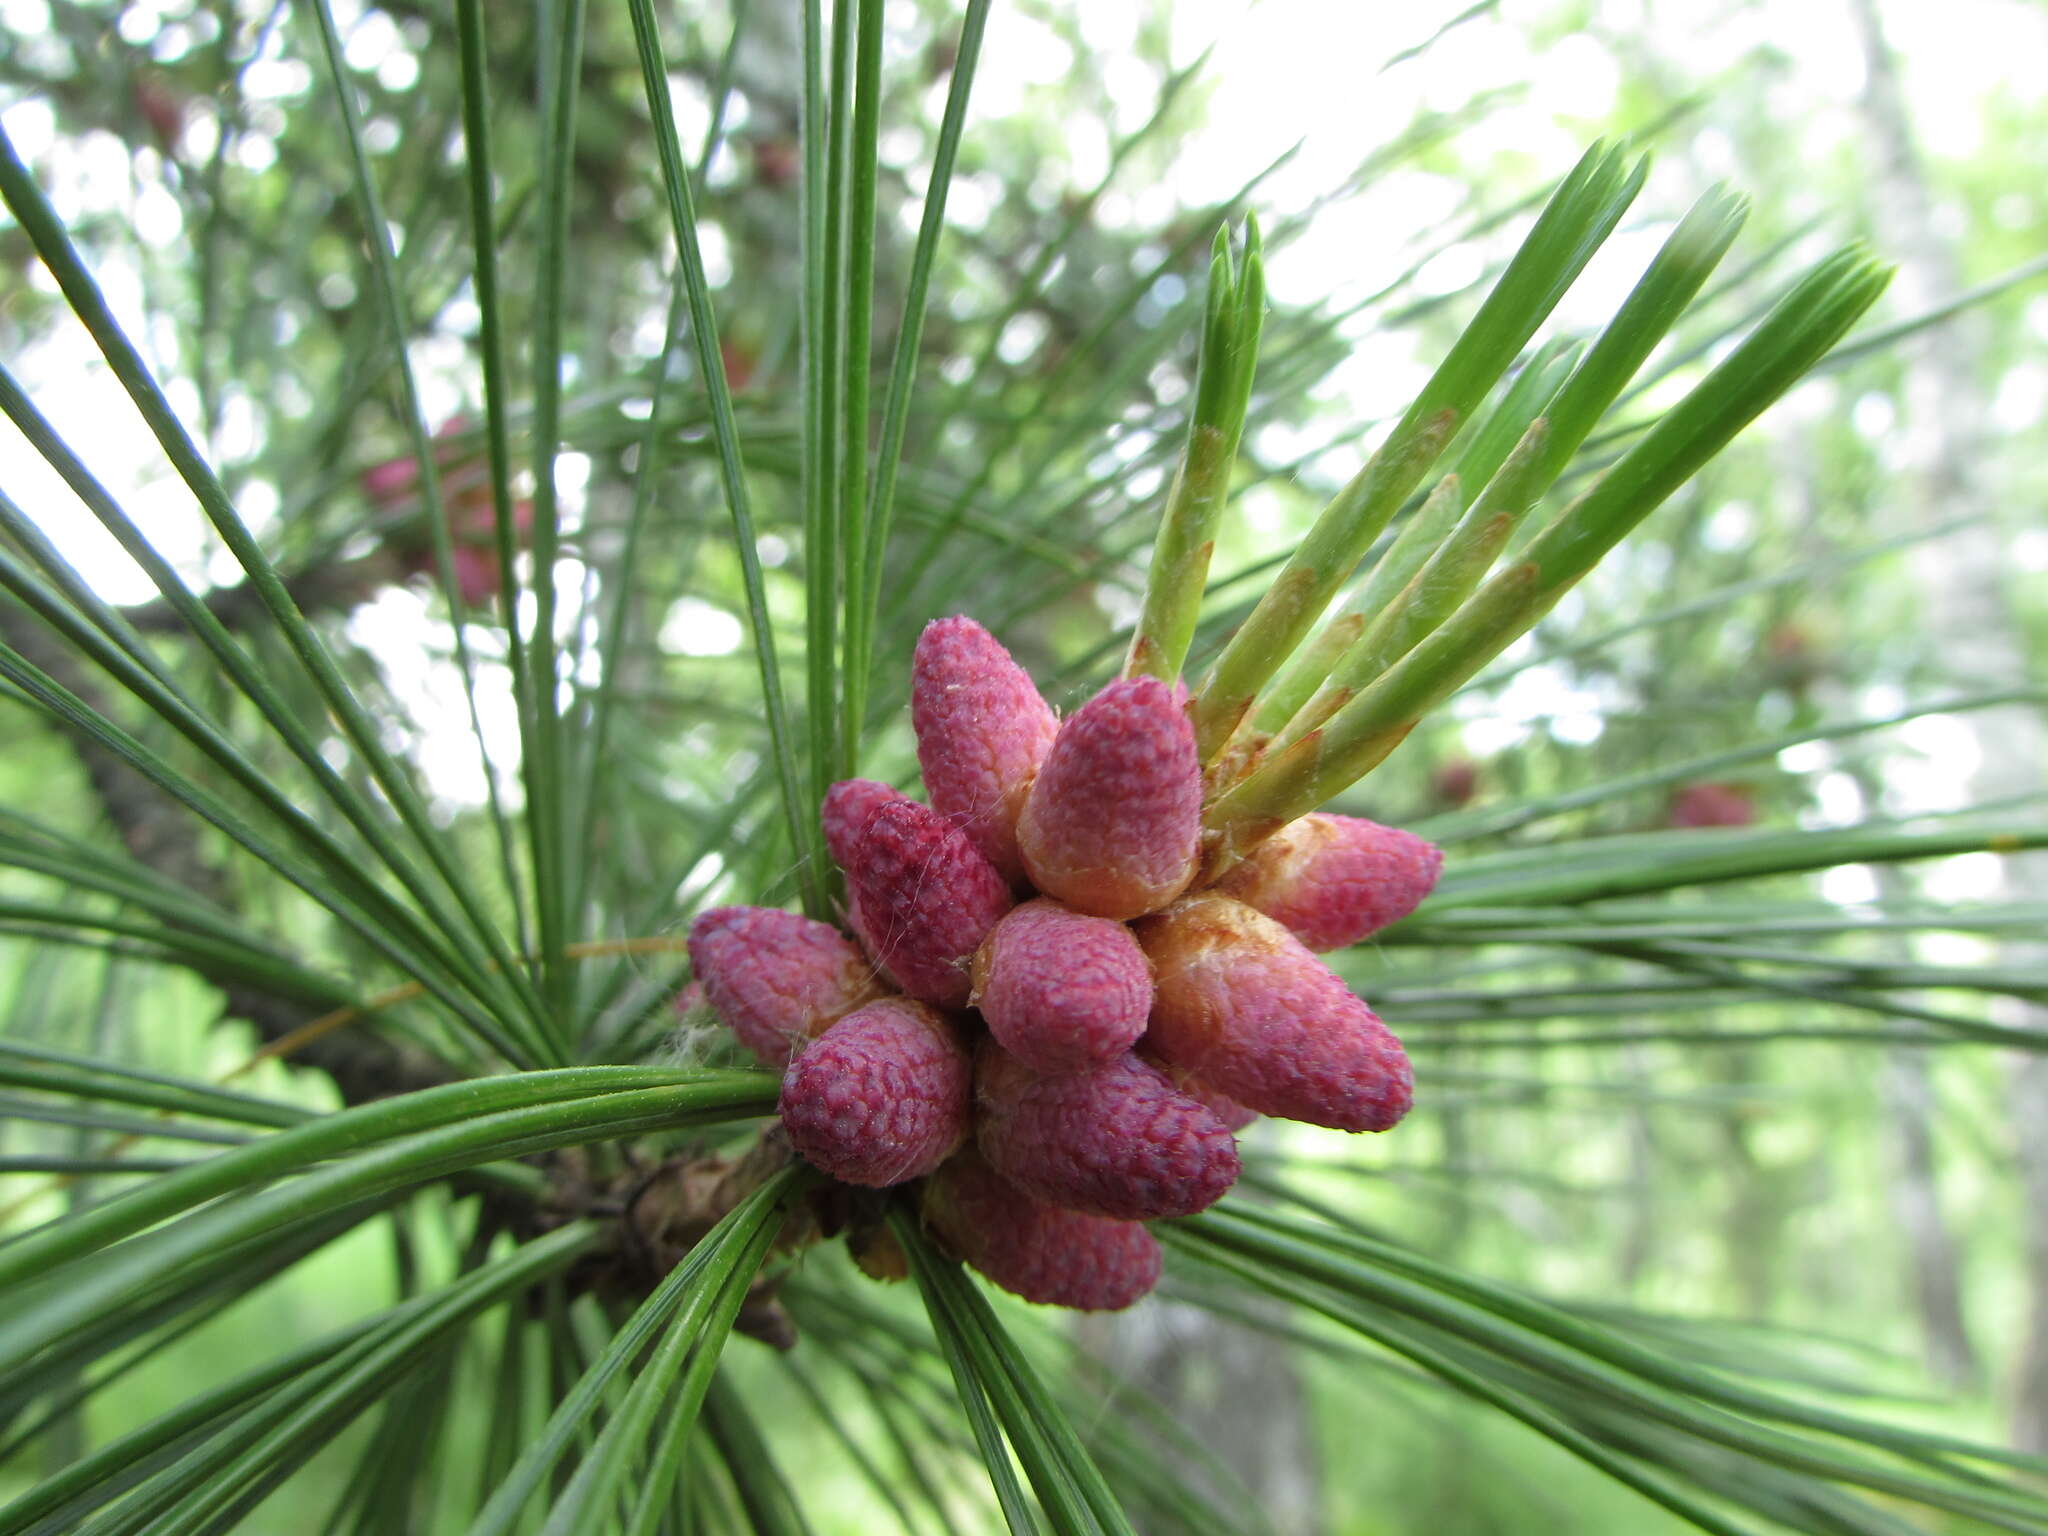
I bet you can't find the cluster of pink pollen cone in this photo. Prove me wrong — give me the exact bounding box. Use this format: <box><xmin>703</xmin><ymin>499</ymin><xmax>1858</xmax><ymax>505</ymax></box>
<box><xmin>685</xmin><ymin>618</ymin><xmax>1441</xmax><ymax>1310</ymax></box>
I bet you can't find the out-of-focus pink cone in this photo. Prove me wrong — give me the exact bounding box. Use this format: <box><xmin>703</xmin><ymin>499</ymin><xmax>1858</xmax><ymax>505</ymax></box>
<box><xmin>1668</xmin><ymin>782</ymin><xmax>1755</xmax><ymax>829</ymax></box>
<box><xmin>974</xmin><ymin>1045</ymin><xmax>1238</xmax><ymax>1220</ymax></box>
<box><xmin>362</xmin><ymin>454</ymin><xmax>424</xmax><ymax>506</ymax></box>
<box><xmin>840</xmin><ymin>798</ymin><xmax>1013</xmax><ymax>1008</ymax></box>
<box><xmin>970</xmin><ymin>899</ymin><xmax>1151</xmax><ymax>1071</ymax></box>
<box><xmin>1432</xmin><ymin>757</ymin><xmax>1479</xmax><ymax>808</ymax></box>
<box><xmin>912</xmin><ymin>617</ymin><xmax>1059</xmax><ymax>885</ymax></box>
<box><xmin>822</xmin><ymin>779</ymin><xmax>910</xmax><ymax>872</ymax></box>
<box><xmin>1017</xmin><ymin>675</ymin><xmax>1200</xmax><ymax>920</ymax></box>
<box><xmin>923</xmin><ymin>1151</ymin><xmax>1162</xmax><ymax>1311</ymax></box>
<box><xmin>361</xmin><ymin>416</ymin><xmax>474</xmax><ymax>508</ymax></box>
<box><xmin>449</xmin><ymin>544</ymin><xmax>500</xmax><ymax>609</ymax></box>
<box><xmin>779</xmin><ymin>999</ymin><xmax>970</xmax><ymax>1187</ymax></box>
<box><xmin>1134</xmin><ymin>894</ymin><xmax>1412</xmax><ymax>1132</ymax></box>
<box><xmin>686</xmin><ymin>906</ymin><xmax>883</xmax><ymax>1067</ymax></box>
<box><xmin>443</xmin><ymin>495</ymin><xmax>533</xmax><ymax>608</ymax></box>
<box><xmin>1212</xmin><ymin>813</ymin><xmax>1442</xmax><ymax>951</ymax></box>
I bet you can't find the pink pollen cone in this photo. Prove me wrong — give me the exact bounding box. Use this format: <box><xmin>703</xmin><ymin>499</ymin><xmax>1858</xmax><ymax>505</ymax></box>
<box><xmin>1017</xmin><ymin>675</ymin><xmax>1201</xmax><ymax>920</ymax></box>
<box><xmin>970</xmin><ymin>899</ymin><xmax>1152</xmax><ymax>1072</ymax></box>
<box><xmin>924</xmin><ymin>1151</ymin><xmax>1162</xmax><ymax>1311</ymax></box>
<box><xmin>912</xmin><ymin>617</ymin><xmax>1059</xmax><ymax>885</ymax></box>
<box><xmin>1668</xmin><ymin>782</ymin><xmax>1756</xmax><ymax>829</ymax></box>
<box><xmin>822</xmin><ymin>779</ymin><xmax>910</xmax><ymax>872</ymax></box>
<box><xmin>974</xmin><ymin>1044</ymin><xmax>1239</xmax><ymax>1221</ymax></box>
<box><xmin>1212</xmin><ymin>813</ymin><xmax>1442</xmax><ymax>951</ymax></box>
<box><xmin>361</xmin><ymin>417</ymin><xmax>476</xmax><ymax>508</ymax></box>
<box><xmin>840</xmin><ymin>798</ymin><xmax>1013</xmax><ymax>1008</ymax></box>
<box><xmin>1134</xmin><ymin>894</ymin><xmax>1412</xmax><ymax>1133</ymax></box>
<box><xmin>450</xmin><ymin>544</ymin><xmax>501</xmax><ymax>609</ymax></box>
<box><xmin>686</xmin><ymin>905</ymin><xmax>883</xmax><ymax>1067</ymax></box>
<box><xmin>779</xmin><ymin>999</ymin><xmax>970</xmax><ymax>1187</ymax></box>
<box><xmin>1141</xmin><ymin>1049</ymin><xmax>1259</xmax><ymax>1133</ymax></box>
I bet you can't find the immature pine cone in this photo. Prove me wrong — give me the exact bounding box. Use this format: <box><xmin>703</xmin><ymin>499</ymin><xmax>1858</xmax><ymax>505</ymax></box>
<box><xmin>838</xmin><ymin>797</ymin><xmax>1014</xmax><ymax>1009</ymax></box>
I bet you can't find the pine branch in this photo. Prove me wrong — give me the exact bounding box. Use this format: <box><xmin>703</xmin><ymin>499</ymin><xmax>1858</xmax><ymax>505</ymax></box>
<box><xmin>0</xmin><ymin>597</ymin><xmax>455</xmax><ymax>1107</ymax></box>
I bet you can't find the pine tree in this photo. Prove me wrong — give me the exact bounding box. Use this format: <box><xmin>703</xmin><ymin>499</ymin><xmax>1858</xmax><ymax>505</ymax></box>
<box><xmin>1</xmin><ymin>3</ymin><xmax>2045</xmax><ymax>1532</ymax></box>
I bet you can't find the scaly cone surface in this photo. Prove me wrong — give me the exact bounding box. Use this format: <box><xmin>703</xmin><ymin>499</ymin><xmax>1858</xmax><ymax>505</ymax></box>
<box><xmin>779</xmin><ymin>999</ymin><xmax>971</xmax><ymax>1187</ymax></box>
<box><xmin>821</xmin><ymin>778</ymin><xmax>910</xmax><ymax>870</ymax></box>
<box><xmin>970</xmin><ymin>899</ymin><xmax>1152</xmax><ymax>1071</ymax></box>
<box><xmin>911</xmin><ymin>617</ymin><xmax>1059</xmax><ymax>885</ymax></box>
<box><xmin>838</xmin><ymin>797</ymin><xmax>1014</xmax><ymax>1009</ymax></box>
<box><xmin>974</xmin><ymin>1043</ymin><xmax>1239</xmax><ymax>1220</ymax></box>
<box><xmin>923</xmin><ymin>1150</ymin><xmax>1163</xmax><ymax>1311</ymax></box>
<box><xmin>686</xmin><ymin>906</ymin><xmax>884</xmax><ymax>1067</ymax></box>
<box><xmin>1017</xmin><ymin>675</ymin><xmax>1202</xmax><ymax>920</ymax></box>
<box><xmin>1211</xmin><ymin>812</ymin><xmax>1442</xmax><ymax>951</ymax></box>
<box><xmin>1142</xmin><ymin>1049</ymin><xmax>1260</xmax><ymax>1133</ymax></box>
<box><xmin>1135</xmin><ymin>893</ymin><xmax>1413</xmax><ymax>1132</ymax></box>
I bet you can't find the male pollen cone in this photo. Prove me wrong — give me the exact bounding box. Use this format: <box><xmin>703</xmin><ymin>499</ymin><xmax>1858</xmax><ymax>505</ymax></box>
<box><xmin>974</xmin><ymin>1044</ymin><xmax>1239</xmax><ymax>1220</ymax></box>
<box><xmin>840</xmin><ymin>798</ymin><xmax>1013</xmax><ymax>1008</ymax></box>
<box><xmin>911</xmin><ymin>617</ymin><xmax>1059</xmax><ymax>885</ymax></box>
<box><xmin>1134</xmin><ymin>894</ymin><xmax>1413</xmax><ymax>1132</ymax></box>
<box><xmin>1141</xmin><ymin>1048</ymin><xmax>1260</xmax><ymax>1133</ymax></box>
<box><xmin>924</xmin><ymin>1150</ymin><xmax>1162</xmax><ymax>1311</ymax></box>
<box><xmin>1211</xmin><ymin>813</ymin><xmax>1443</xmax><ymax>951</ymax></box>
<box><xmin>970</xmin><ymin>899</ymin><xmax>1152</xmax><ymax>1071</ymax></box>
<box><xmin>779</xmin><ymin>999</ymin><xmax>970</xmax><ymax>1187</ymax></box>
<box><xmin>686</xmin><ymin>906</ymin><xmax>882</xmax><ymax>1067</ymax></box>
<box><xmin>822</xmin><ymin>779</ymin><xmax>910</xmax><ymax>872</ymax></box>
<box><xmin>1017</xmin><ymin>675</ymin><xmax>1201</xmax><ymax>920</ymax></box>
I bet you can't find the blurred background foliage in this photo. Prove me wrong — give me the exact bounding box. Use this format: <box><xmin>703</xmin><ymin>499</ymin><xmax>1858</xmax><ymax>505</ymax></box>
<box><xmin>0</xmin><ymin>0</ymin><xmax>2045</xmax><ymax>1530</ymax></box>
